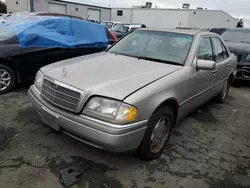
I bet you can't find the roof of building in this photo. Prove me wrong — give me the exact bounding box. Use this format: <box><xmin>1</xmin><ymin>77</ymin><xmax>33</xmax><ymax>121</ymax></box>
<box><xmin>54</xmin><ymin>0</ymin><xmax>110</xmax><ymax>9</ymax></box>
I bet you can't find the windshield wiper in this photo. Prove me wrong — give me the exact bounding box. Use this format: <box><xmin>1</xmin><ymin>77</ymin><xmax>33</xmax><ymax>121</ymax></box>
<box><xmin>109</xmin><ymin>51</ymin><xmax>137</xmax><ymax>58</ymax></box>
<box><xmin>138</xmin><ymin>56</ymin><xmax>183</xmax><ymax>66</ymax></box>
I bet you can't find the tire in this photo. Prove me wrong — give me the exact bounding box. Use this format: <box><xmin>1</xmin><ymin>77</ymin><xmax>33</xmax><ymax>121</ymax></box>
<box><xmin>137</xmin><ymin>106</ymin><xmax>174</xmax><ymax>161</ymax></box>
<box><xmin>0</xmin><ymin>64</ymin><xmax>16</xmax><ymax>95</ymax></box>
<box><xmin>217</xmin><ymin>78</ymin><xmax>230</xmax><ymax>103</ymax></box>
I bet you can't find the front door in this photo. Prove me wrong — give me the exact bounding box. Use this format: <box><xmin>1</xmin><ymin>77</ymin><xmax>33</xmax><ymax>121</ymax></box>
<box><xmin>179</xmin><ymin>37</ymin><xmax>217</xmax><ymax>117</ymax></box>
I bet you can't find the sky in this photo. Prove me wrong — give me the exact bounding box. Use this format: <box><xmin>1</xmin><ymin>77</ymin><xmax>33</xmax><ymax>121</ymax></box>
<box><xmin>1</xmin><ymin>0</ymin><xmax>249</xmax><ymax>26</ymax></box>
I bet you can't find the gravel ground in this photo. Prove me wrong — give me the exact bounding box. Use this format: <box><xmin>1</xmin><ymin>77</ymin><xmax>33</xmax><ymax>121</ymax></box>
<box><xmin>0</xmin><ymin>83</ymin><xmax>250</xmax><ymax>188</ymax></box>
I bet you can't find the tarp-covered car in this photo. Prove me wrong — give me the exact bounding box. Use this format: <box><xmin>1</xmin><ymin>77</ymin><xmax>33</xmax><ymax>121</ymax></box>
<box><xmin>0</xmin><ymin>16</ymin><xmax>108</xmax><ymax>94</ymax></box>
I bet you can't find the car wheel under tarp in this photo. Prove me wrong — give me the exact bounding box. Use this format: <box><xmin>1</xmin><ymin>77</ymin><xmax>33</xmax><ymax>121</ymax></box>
<box><xmin>0</xmin><ymin>64</ymin><xmax>16</xmax><ymax>95</ymax></box>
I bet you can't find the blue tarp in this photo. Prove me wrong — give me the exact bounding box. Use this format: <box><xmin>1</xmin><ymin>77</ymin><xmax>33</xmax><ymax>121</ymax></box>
<box><xmin>3</xmin><ymin>16</ymin><xmax>108</xmax><ymax>48</ymax></box>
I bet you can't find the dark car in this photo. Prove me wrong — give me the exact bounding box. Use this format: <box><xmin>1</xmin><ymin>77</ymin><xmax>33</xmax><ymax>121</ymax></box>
<box><xmin>111</xmin><ymin>23</ymin><xmax>146</xmax><ymax>38</ymax></box>
<box><xmin>0</xmin><ymin>16</ymin><xmax>111</xmax><ymax>94</ymax></box>
<box><xmin>220</xmin><ymin>28</ymin><xmax>250</xmax><ymax>81</ymax></box>
<box><xmin>209</xmin><ymin>28</ymin><xmax>227</xmax><ymax>35</ymax></box>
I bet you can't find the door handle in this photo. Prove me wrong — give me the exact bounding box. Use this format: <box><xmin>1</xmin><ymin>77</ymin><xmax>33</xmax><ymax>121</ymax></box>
<box><xmin>226</xmin><ymin>63</ymin><xmax>231</xmax><ymax>67</ymax></box>
<box><xmin>212</xmin><ymin>69</ymin><xmax>218</xmax><ymax>74</ymax></box>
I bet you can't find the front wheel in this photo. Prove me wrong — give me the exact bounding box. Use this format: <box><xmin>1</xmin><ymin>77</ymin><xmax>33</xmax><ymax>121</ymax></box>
<box><xmin>0</xmin><ymin>64</ymin><xmax>15</xmax><ymax>95</ymax></box>
<box><xmin>137</xmin><ymin>106</ymin><xmax>174</xmax><ymax>161</ymax></box>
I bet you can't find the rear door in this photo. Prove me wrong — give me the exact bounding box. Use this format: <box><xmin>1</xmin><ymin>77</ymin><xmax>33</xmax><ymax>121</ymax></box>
<box><xmin>211</xmin><ymin>37</ymin><xmax>230</xmax><ymax>93</ymax></box>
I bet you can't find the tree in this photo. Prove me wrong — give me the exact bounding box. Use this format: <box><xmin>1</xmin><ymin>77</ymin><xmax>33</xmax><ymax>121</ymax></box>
<box><xmin>0</xmin><ymin>1</ymin><xmax>6</xmax><ymax>13</ymax></box>
<box><xmin>237</xmin><ymin>19</ymin><xmax>244</xmax><ymax>28</ymax></box>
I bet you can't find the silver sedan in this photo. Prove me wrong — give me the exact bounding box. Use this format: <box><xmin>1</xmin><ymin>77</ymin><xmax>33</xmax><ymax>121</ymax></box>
<box><xmin>29</xmin><ymin>28</ymin><xmax>237</xmax><ymax>160</ymax></box>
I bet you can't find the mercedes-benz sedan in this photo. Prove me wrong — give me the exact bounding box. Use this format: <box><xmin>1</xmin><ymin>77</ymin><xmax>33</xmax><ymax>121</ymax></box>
<box><xmin>29</xmin><ymin>29</ymin><xmax>237</xmax><ymax>160</ymax></box>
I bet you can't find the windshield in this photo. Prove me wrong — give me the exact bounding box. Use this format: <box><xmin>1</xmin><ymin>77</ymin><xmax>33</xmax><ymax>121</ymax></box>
<box><xmin>108</xmin><ymin>30</ymin><xmax>193</xmax><ymax>65</ymax></box>
<box><xmin>222</xmin><ymin>30</ymin><xmax>250</xmax><ymax>43</ymax></box>
<box><xmin>112</xmin><ymin>24</ymin><xmax>129</xmax><ymax>33</ymax></box>
<box><xmin>100</xmin><ymin>22</ymin><xmax>113</xmax><ymax>29</ymax></box>
<box><xmin>0</xmin><ymin>26</ymin><xmax>14</xmax><ymax>41</ymax></box>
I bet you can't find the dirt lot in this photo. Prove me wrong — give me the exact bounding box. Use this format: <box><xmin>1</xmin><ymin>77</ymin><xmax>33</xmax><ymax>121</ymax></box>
<box><xmin>0</xmin><ymin>83</ymin><xmax>250</xmax><ymax>188</ymax></box>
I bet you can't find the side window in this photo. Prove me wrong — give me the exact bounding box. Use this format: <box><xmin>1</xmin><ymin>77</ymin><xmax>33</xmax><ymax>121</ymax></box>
<box><xmin>211</xmin><ymin>38</ymin><xmax>226</xmax><ymax>62</ymax></box>
<box><xmin>117</xmin><ymin>10</ymin><xmax>123</xmax><ymax>16</ymax></box>
<box><xmin>197</xmin><ymin>37</ymin><xmax>213</xmax><ymax>61</ymax></box>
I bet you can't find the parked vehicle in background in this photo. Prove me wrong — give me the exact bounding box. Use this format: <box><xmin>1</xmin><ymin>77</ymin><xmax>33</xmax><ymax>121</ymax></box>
<box><xmin>0</xmin><ymin>16</ymin><xmax>109</xmax><ymax>94</ymax></box>
<box><xmin>100</xmin><ymin>21</ymin><xmax>122</xmax><ymax>30</ymax></box>
<box><xmin>111</xmin><ymin>23</ymin><xmax>146</xmax><ymax>38</ymax></box>
<box><xmin>32</xmin><ymin>12</ymin><xmax>83</xmax><ymax>20</ymax></box>
<box><xmin>29</xmin><ymin>28</ymin><xmax>236</xmax><ymax>160</ymax></box>
<box><xmin>209</xmin><ymin>28</ymin><xmax>227</xmax><ymax>35</ymax></box>
<box><xmin>0</xmin><ymin>12</ymin><xmax>29</xmax><ymax>24</ymax></box>
<box><xmin>220</xmin><ymin>28</ymin><xmax>250</xmax><ymax>82</ymax></box>
<box><xmin>104</xmin><ymin>28</ymin><xmax>118</xmax><ymax>45</ymax></box>
<box><xmin>0</xmin><ymin>12</ymin><xmax>83</xmax><ymax>24</ymax></box>
<box><xmin>0</xmin><ymin>14</ymin><xmax>11</xmax><ymax>23</ymax></box>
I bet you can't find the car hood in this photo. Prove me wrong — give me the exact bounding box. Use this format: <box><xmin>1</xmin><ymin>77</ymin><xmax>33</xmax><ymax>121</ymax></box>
<box><xmin>225</xmin><ymin>41</ymin><xmax>250</xmax><ymax>53</ymax></box>
<box><xmin>42</xmin><ymin>52</ymin><xmax>182</xmax><ymax>100</ymax></box>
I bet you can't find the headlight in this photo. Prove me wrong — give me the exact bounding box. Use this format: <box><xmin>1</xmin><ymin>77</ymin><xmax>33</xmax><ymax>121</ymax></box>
<box><xmin>246</xmin><ymin>54</ymin><xmax>250</xmax><ymax>61</ymax></box>
<box><xmin>34</xmin><ymin>71</ymin><xmax>44</xmax><ymax>92</ymax></box>
<box><xmin>83</xmin><ymin>97</ymin><xmax>137</xmax><ymax>123</ymax></box>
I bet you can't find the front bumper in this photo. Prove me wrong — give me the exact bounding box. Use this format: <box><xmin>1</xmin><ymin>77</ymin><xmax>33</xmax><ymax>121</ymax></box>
<box><xmin>28</xmin><ymin>85</ymin><xmax>147</xmax><ymax>152</ymax></box>
<box><xmin>235</xmin><ymin>68</ymin><xmax>250</xmax><ymax>81</ymax></box>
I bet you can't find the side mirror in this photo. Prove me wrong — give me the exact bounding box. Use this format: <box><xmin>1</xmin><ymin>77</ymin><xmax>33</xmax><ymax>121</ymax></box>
<box><xmin>196</xmin><ymin>59</ymin><xmax>216</xmax><ymax>70</ymax></box>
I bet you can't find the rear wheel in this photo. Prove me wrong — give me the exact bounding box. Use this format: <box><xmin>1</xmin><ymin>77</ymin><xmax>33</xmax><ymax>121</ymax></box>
<box><xmin>0</xmin><ymin>64</ymin><xmax>15</xmax><ymax>95</ymax></box>
<box><xmin>137</xmin><ymin>106</ymin><xmax>174</xmax><ymax>161</ymax></box>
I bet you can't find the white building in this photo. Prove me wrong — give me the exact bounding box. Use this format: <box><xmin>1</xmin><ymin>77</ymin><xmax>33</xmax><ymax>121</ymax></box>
<box><xmin>111</xmin><ymin>8</ymin><xmax>238</xmax><ymax>28</ymax></box>
<box><xmin>6</xmin><ymin>0</ymin><xmax>111</xmax><ymax>22</ymax></box>
<box><xmin>6</xmin><ymin>1</ymin><xmax>238</xmax><ymax>28</ymax></box>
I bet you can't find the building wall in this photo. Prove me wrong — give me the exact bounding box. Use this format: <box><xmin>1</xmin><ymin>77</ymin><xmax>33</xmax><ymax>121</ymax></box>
<box><xmin>111</xmin><ymin>8</ymin><xmax>237</xmax><ymax>29</ymax></box>
<box><xmin>187</xmin><ymin>10</ymin><xmax>237</xmax><ymax>28</ymax></box>
<box><xmin>6</xmin><ymin>0</ymin><xmax>30</xmax><ymax>13</ymax></box>
<box><xmin>33</xmin><ymin>0</ymin><xmax>111</xmax><ymax>21</ymax></box>
<box><xmin>111</xmin><ymin>8</ymin><xmax>132</xmax><ymax>23</ymax></box>
<box><xmin>32</xmin><ymin>0</ymin><xmax>48</xmax><ymax>12</ymax></box>
<box><xmin>131</xmin><ymin>9</ymin><xmax>190</xmax><ymax>28</ymax></box>
<box><xmin>7</xmin><ymin>0</ymin><xmax>111</xmax><ymax>21</ymax></box>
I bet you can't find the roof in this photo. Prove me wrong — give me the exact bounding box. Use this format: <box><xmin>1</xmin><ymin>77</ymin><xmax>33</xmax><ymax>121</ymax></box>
<box><xmin>54</xmin><ymin>0</ymin><xmax>110</xmax><ymax>9</ymax></box>
<box><xmin>138</xmin><ymin>28</ymin><xmax>202</xmax><ymax>35</ymax></box>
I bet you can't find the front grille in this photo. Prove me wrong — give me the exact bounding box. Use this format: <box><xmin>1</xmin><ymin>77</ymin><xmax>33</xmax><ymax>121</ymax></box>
<box><xmin>232</xmin><ymin>52</ymin><xmax>247</xmax><ymax>62</ymax></box>
<box><xmin>42</xmin><ymin>78</ymin><xmax>82</xmax><ymax>112</ymax></box>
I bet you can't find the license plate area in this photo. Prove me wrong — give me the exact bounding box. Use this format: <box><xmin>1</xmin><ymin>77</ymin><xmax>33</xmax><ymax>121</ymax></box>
<box><xmin>41</xmin><ymin>107</ymin><xmax>60</xmax><ymax>131</ymax></box>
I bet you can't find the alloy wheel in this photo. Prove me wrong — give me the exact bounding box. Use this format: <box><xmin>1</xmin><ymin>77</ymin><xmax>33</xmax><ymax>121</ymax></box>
<box><xmin>0</xmin><ymin>69</ymin><xmax>11</xmax><ymax>92</ymax></box>
<box><xmin>150</xmin><ymin>116</ymin><xmax>171</xmax><ymax>154</ymax></box>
